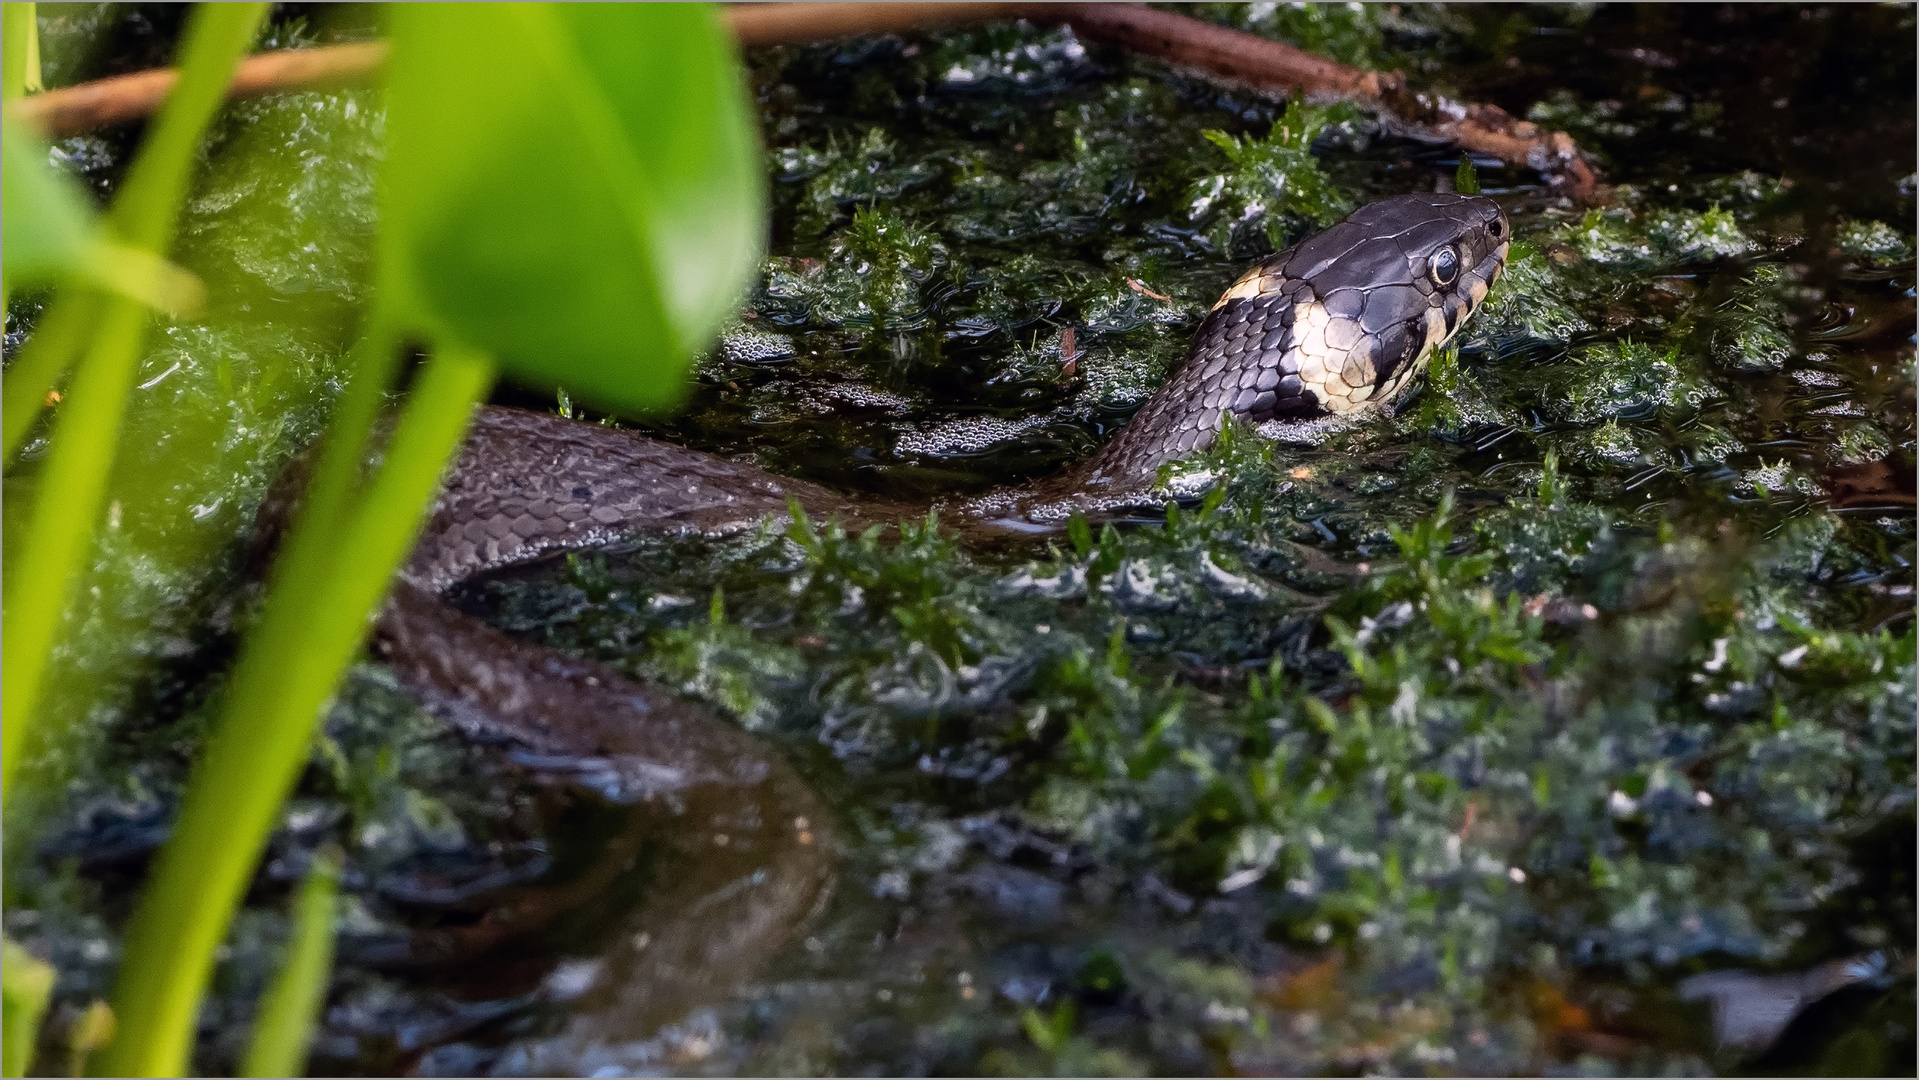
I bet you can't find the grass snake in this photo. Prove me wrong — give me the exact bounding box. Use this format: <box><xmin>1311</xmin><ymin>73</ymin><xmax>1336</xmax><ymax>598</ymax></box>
<box><xmin>362</xmin><ymin>192</ymin><xmax>1508</xmax><ymax>1071</ymax></box>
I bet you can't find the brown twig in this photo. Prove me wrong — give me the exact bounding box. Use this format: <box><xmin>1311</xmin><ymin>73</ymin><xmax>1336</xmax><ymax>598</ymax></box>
<box><xmin>8</xmin><ymin>4</ymin><xmax>1603</xmax><ymax>201</ymax></box>
<box><xmin>1028</xmin><ymin>4</ymin><xmax>1601</xmax><ymax>202</ymax></box>
<box><xmin>1036</xmin><ymin>3</ymin><xmax>1395</xmax><ymax>101</ymax></box>
<box><xmin>12</xmin><ymin>40</ymin><xmax>386</xmax><ymax>138</ymax></box>
<box><xmin>1405</xmin><ymin>97</ymin><xmax>1604</xmax><ymax>204</ymax></box>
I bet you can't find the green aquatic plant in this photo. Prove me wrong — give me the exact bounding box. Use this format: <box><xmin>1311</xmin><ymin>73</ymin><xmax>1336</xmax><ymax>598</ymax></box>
<box><xmin>1643</xmin><ymin>203</ymin><xmax>1756</xmax><ymax>262</ymax></box>
<box><xmin>1467</xmin><ymin>239</ymin><xmax>1591</xmax><ymax>343</ymax></box>
<box><xmin>758</xmin><ymin>203</ymin><xmax>954</xmax><ymax>364</ymax></box>
<box><xmin>793</xmin><ymin>127</ymin><xmax>943</xmax><ymax>238</ymax></box>
<box><xmin>3</xmin><ymin>10</ymin><xmax>272</xmax><ymax>1074</ymax></box>
<box><xmin>1560</xmin><ymin>201</ymin><xmax>1757</xmax><ymax>271</ymax></box>
<box><xmin>1191</xmin><ymin>99</ymin><xmax>1359</xmax><ymax>256</ymax></box>
<box><xmin>99</xmin><ymin>6</ymin><xmax>765</xmax><ymax>1071</ymax></box>
<box><xmin>4</xmin><ymin>5</ymin><xmax>767</xmax><ymax>1074</ymax></box>
<box><xmin>1839</xmin><ymin>218</ymin><xmax>1916</xmax><ymax>267</ymax></box>
<box><xmin>1712</xmin><ymin>263</ymin><xmax>1797</xmax><ymax>372</ymax></box>
<box><xmin>1551</xmin><ymin>339</ymin><xmax>1717</xmax><ymax>424</ymax></box>
<box><xmin>498</xmin><ymin>407</ymin><xmax>1905</xmax><ymax>1070</ymax></box>
<box><xmin>1524</xmin><ymin>89</ymin><xmax>1640</xmax><ymax>155</ymax></box>
<box><xmin>1454</xmin><ymin>156</ymin><xmax>1481</xmax><ymax>195</ymax></box>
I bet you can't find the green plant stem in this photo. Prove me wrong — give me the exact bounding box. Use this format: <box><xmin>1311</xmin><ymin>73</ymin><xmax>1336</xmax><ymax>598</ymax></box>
<box><xmin>2</xmin><ymin>297</ymin><xmax>148</xmax><ymax>797</ymax></box>
<box><xmin>0</xmin><ymin>2</ymin><xmax>265</xmax><ymax>800</ymax></box>
<box><xmin>98</xmin><ymin>342</ymin><xmax>495</xmax><ymax>1078</ymax></box>
<box><xmin>3</xmin><ymin>0</ymin><xmax>44</xmax><ymax>361</ymax></box>
<box><xmin>217</xmin><ymin>317</ymin><xmax>402</xmax><ymax>756</ymax></box>
<box><xmin>2</xmin><ymin>1</ymin><xmax>34</xmax><ymax>308</ymax></box>
<box><xmin>240</xmin><ymin>848</ymin><xmax>341</xmax><ymax>1079</ymax></box>
<box><xmin>2</xmin><ymin>3</ymin><xmax>34</xmax><ymax>104</ymax></box>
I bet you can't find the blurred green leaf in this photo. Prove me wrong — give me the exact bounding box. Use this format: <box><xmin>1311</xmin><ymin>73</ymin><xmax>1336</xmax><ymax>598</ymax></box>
<box><xmin>2</xmin><ymin>123</ymin><xmax>90</xmax><ymax>279</ymax></box>
<box><xmin>240</xmin><ymin>848</ymin><xmax>341</xmax><ymax>1079</ymax></box>
<box><xmin>1021</xmin><ymin>999</ymin><xmax>1079</xmax><ymax>1062</ymax></box>
<box><xmin>380</xmin><ymin>3</ymin><xmax>763</xmax><ymax>413</ymax></box>
<box><xmin>2</xmin><ymin>125</ymin><xmax>205</xmax><ymax>313</ymax></box>
<box><xmin>2</xmin><ymin>3</ymin><xmax>39</xmax><ymax>103</ymax></box>
<box><xmin>2</xmin><ymin>938</ymin><xmax>54</xmax><ymax>1078</ymax></box>
<box><xmin>64</xmin><ymin>1000</ymin><xmax>113</xmax><ymax>1079</ymax></box>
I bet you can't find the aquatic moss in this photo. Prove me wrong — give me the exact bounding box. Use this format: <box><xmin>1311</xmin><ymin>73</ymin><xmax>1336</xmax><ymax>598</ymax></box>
<box><xmin>759</xmin><ymin>205</ymin><xmax>949</xmax><ymax>347</ymax></box>
<box><xmin>1551</xmin><ymin>339</ymin><xmax>1718</xmax><ymax>424</ymax></box>
<box><xmin>1563</xmin><ymin>207</ymin><xmax>1659</xmax><ymax>267</ymax></box>
<box><xmin>1189</xmin><ymin>101</ymin><xmax>1361</xmax><ymax>257</ymax></box>
<box><xmin>1839</xmin><ymin>219</ymin><xmax>1916</xmax><ymax>268</ymax></box>
<box><xmin>1555</xmin><ymin>201</ymin><xmax>1755</xmax><ymax>273</ymax></box>
<box><xmin>1643</xmin><ymin>204</ymin><xmax>1758</xmax><ymax>262</ymax></box>
<box><xmin>791</xmin><ymin>128</ymin><xmax>945</xmax><ymax>239</ymax></box>
<box><xmin>1468</xmin><ymin>240</ymin><xmax>1591</xmax><ymax>344</ymax></box>
<box><xmin>459</xmin><ymin>430</ymin><xmax>1908</xmax><ymax>1069</ymax></box>
<box><xmin>1712</xmin><ymin>263</ymin><xmax>1798</xmax><ymax>373</ymax></box>
<box><xmin>1525</xmin><ymin>89</ymin><xmax>1641</xmax><ymax>150</ymax></box>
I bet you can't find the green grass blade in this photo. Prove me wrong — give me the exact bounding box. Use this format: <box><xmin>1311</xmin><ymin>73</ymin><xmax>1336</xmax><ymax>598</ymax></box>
<box><xmin>98</xmin><ymin>343</ymin><xmax>494</xmax><ymax>1078</ymax></box>
<box><xmin>2</xmin><ymin>938</ymin><xmax>55</xmax><ymax>1078</ymax></box>
<box><xmin>2</xmin><ymin>297</ymin><xmax>151</xmax><ymax>799</ymax></box>
<box><xmin>221</xmin><ymin>317</ymin><xmax>403</xmax><ymax>746</ymax></box>
<box><xmin>240</xmin><ymin>848</ymin><xmax>341</xmax><ymax>1079</ymax></box>
<box><xmin>2</xmin><ymin>4</ymin><xmax>35</xmax><ymax>104</ymax></box>
<box><xmin>0</xmin><ymin>287</ymin><xmax>99</xmax><ymax>463</ymax></box>
<box><xmin>3</xmin><ymin>0</ymin><xmax>40</xmax><ymax>307</ymax></box>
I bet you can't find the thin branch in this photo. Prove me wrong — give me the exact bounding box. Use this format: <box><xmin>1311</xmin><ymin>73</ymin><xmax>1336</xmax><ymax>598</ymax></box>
<box><xmin>1039</xmin><ymin>3</ymin><xmax>1396</xmax><ymax>100</ymax></box>
<box><xmin>6</xmin><ymin>4</ymin><xmax>1603</xmax><ymax>202</ymax></box>
<box><xmin>1032</xmin><ymin>4</ymin><xmax>1601</xmax><ymax>202</ymax></box>
<box><xmin>12</xmin><ymin>40</ymin><xmax>386</xmax><ymax>136</ymax></box>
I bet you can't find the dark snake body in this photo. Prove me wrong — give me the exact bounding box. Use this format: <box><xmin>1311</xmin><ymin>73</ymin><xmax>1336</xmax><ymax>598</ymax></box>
<box><xmin>371</xmin><ymin>194</ymin><xmax>1507</xmax><ymax>1069</ymax></box>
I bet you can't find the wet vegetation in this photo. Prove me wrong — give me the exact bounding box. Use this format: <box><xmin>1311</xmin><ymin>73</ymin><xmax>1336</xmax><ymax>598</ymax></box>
<box><xmin>4</xmin><ymin>4</ymin><xmax>1914</xmax><ymax>1076</ymax></box>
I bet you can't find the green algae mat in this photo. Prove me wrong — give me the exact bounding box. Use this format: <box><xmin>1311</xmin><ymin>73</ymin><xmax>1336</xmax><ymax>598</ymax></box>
<box><xmin>5</xmin><ymin>5</ymin><xmax>1912</xmax><ymax>1076</ymax></box>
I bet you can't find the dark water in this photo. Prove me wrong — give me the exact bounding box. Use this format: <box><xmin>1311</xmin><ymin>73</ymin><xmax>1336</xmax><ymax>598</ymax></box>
<box><xmin>4</xmin><ymin>5</ymin><xmax>1913</xmax><ymax>1077</ymax></box>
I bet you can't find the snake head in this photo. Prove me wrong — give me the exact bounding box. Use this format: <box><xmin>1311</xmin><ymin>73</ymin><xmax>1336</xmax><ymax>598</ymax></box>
<box><xmin>1382</xmin><ymin>192</ymin><xmax>1510</xmax><ymax>339</ymax></box>
<box><xmin>1300</xmin><ymin>193</ymin><xmax>1509</xmax><ymax>404</ymax></box>
<box><xmin>1084</xmin><ymin>192</ymin><xmax>1513</xmax><ymax>483</ymax></box>
<box><xmin>1199</xmin><ymin>192</ymin><xmax>1511</xmax><ymax>416</ymax></box>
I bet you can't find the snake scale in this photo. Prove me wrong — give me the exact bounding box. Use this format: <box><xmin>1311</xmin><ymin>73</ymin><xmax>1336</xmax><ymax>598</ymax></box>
<box><xmin>365</xmin><ymin>193</ymin><xmax>1508</xmax><ymax>1071</ymax></box>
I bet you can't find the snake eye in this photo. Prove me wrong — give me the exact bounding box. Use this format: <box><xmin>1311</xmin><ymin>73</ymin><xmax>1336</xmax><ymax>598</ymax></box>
<box><xmin>1430</xmin><ymin>246</ymin><xmax>1460</xmax><ymax>286</ymax></box>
